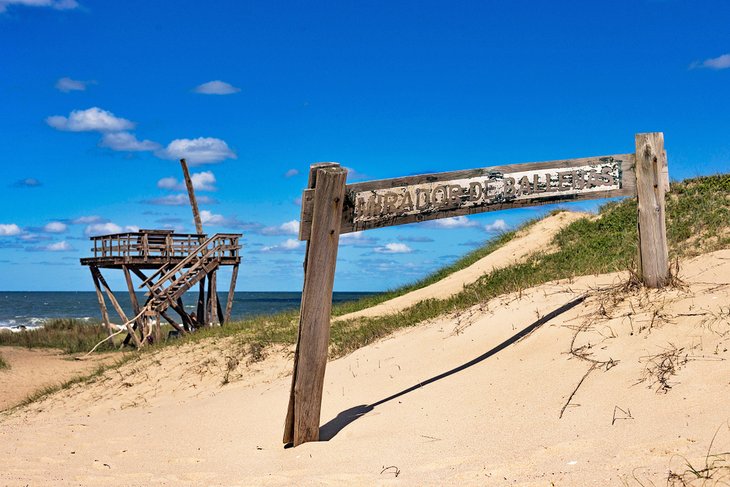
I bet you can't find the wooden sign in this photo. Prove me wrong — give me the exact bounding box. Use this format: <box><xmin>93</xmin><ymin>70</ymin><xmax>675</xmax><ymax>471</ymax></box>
<box><xmin>300</xmin><ymin>154</ymin><xmax>636</xmax><ymax>240</ymax></box>
<box><xmin>286</xmin><ymin>133</ymin><xmax>669</xmax><ymax>447</ymax></box>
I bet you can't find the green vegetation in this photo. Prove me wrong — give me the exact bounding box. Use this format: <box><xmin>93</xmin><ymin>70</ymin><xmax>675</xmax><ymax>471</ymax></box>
<box><xmin>177</xmin><ymin>174</ymin><xmax>730</xmax><ymax>359</ymax></box>
<box><xmin>0</xmin><ymin>352</ymin><xmax>8</xmax><ymax>370</ymax></box>
<box><xmin>332</xmin><ymin>228</ymin><xmax>520</xmax><ymax>316</ymax></box>
<box><xmin>2</xmin><ymin>175</ymin><xmax>729</xmax><ymax>363</ymax></box>
<box><xmin>0</xmin><ymin>319</ymin><xmax>113</xmax><ymax>354</ymax></box>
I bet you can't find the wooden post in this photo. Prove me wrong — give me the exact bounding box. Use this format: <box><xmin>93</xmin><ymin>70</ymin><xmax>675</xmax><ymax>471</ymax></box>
<box><xmin>90</xmin><ymin>268</ymin><xmax>114</xmax><ymax>336</ymax></box>
<box><xmin>284</xmin><ymin>164</ymin><xmax>347</xmax><ymax>446</ymax></box>
<box><xmin>181</xmin><ymin>158</ymin><xmax>203</xmax><ymax>235</ymax></box>
<box><xmin>197</xmin><ymin>278</ymin><xmax>206</xmax><ymax>326</ymax></box>
<box><xmin>181</xmin><ymin>158</ymin><xmax>208</xmax><ymax>326</ymax></box>
<box><xmin>635</xmin><ymin>132</ymin><xmax>669</xmax><ymax>288</ymax></box>
<box><xmin>122</xmin><ymin>265</ymin><xmax>144</xmax><ymax>332</ymax></box>
<box><xmin>91</xmin><ymin>266</ymin><xmax>141</xmax><ymax>348</ymax></box>
<box><xmin>154</xmin><ymin>314</ymin><xmax>162</xmax><ymax>343</ymax></box>
<box><xmin>224</xmin><ymin>263</ymin><xmax>239</xmax><ymax>325</ymax></box>
<box><xmin>207</xmin><ymin>270</ymin><xmax>218</xmax><ymax>326</ymax></box>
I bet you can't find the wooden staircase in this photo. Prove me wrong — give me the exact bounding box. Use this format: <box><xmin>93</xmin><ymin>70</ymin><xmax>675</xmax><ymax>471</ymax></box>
<box><xmin>141</xmin><ymin>234</ymin><xmax>229</xmax><ymax>316</ymax></box>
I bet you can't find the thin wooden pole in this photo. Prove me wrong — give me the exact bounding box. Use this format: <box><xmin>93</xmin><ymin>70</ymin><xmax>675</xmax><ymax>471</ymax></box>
<box><xmin>224</xmin><ymin>263</ymin><xmax>239</xmax><ymax>325</ymax></box>
<box><xmin>154</xmin><ymin>314</ymin><xmax>162</xmax><ymax>343</ymax></box>
<box><xmin>209</xmin><ymin>270</ymin><xmax>218</xmax><ymax>325</ymax></box>
<box><xmin>216</xmin><ymin>298</ymin><xmax>224</xmax><ymax>325</ymax></box>
<box><xmin>197</xmin><ymin>277</ymin><xmax>206</xmax><ymax>326</ymax></box>
<box><xmin>177</xmin><ymin>297</ymin><xmax>192</xmax><ymax>331</ymax></box>
<box><xmin>159</xmin><ymin>310</ymin><xmax>181</xmax><ymax>331</ymax></box>
<box><xmin>205</xmin><ymin>272</ymin><xmax>213</xmax><ymax>326</ymax></box>
<box><xmin>181</xmin><ymin>158</ymin><xmax>203</xmax><ymax>235</ymax></box>
<box><xmin>92</xmin><ymin>267</ymin><xmax>141</xmax><ymax>348</ymax></box>
<box><xmin>635</xmin><ymin>132</ymin><xmax>669</xmax><ymax>288</ymax></box>
<box><xmin>122</xmin><ymin>265</ymin><xmax>144</xmax><ymax>332</ymax></box>
<box><xmin>90</xmin><ymin>267</ymin><xmax>114</xmax><ymax>336</ymax></box>
<box><xmin>181</xmin><ymin>158</ymin><xmax>207</xmax><ymax>327</ymax></box>
<box><xmin>284</xmin><ymin>164</ymin><xmax>347</xmax><ymax>446</ymax></box>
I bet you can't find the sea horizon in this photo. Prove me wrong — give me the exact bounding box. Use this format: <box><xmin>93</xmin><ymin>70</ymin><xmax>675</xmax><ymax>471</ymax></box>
<box><xmin>0</xmin><ymin>291</ymin><xmax>378</xmax><ymax>331</ymax></box>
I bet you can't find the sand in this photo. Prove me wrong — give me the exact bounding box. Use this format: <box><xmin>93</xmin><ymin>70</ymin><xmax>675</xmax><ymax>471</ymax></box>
<box><xmin>0</xmin><ymin>347</ymin><xmax>113</xmax><ymax>411</ymax></box>
<box><xmin>1</xmin><ymin>249</ymin><xmax>729</xmax><ymax>486</ymax></box>
<box><xmin>337</xmin><ymin>211</ymin><xmax>587</xmax><ymax>321</ymax></box>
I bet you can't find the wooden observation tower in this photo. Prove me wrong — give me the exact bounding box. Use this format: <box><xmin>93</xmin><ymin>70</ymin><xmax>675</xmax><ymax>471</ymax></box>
<box><xmin>80</xmin><ymin>160</ymin><xmax>242</xmax><ymax>347</ymax></box>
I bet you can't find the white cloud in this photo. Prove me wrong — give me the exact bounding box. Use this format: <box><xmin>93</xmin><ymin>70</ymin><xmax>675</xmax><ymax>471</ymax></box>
<box><xmin>72</xmin><ymin>215</ymin><xmax>105</xmax><ymax>224</ymax></box>
<box><xmin>191</xmin><ymin>171</ymin><xmax>217</xmax><ymax>191</ymax></box>
<box><xmin>45</xmin><ymin>241</ymin><xmax>73</xmax><ymax>251</ymax></box>
<box><xmin>695</xmin><ymin>53</ymin><xmax>730</xmax><ymax>70</ymax></box>
<box><xmin>157</xmin><ymin>137</ymin><xmax>236</xmax><ymax>165</ymax></box>
<box><xmin>156</xmin><ymin>171</ymin><xmax>217</xmax><ymax>192</ymax></box>
<box><xmin>46</xmin><ymin>107</ymin><xmax>134</xmax><ymax>133</ymax></box>
<box><xmin>143</xmin><ymin>194</ymin><xmax>217</xmax><ymax>206</ymax></box>
<box><xmin>55</xmin><ymin>77</ymin><xmax>90</xmax><ymax>92</ymax></box>
<box><xmin>43</xmin><ymin>221</ymin><xmax>67</xmax><ymax>233</ymax></box>
<box><xmin>374</xmin><ymin>242</ymin><xmax>413</xmax><ymax>254</ymax></box>
<box><xmin>261</xmin><ymin>219</ymin><xmax>299</xmax><ymax>236</ymax></box>
<box><xmin>193</xmin><ymin>80</ymin><xmax>241</xmax><ymax>95</ymax></box>
<box><xmin>85</xmin><ymin>222</ymin><xmax>121</xmax><ymax>236</ymax></box>
<box><xmin>157</xmin><ymin>177</ymin><xmax>179</xmax><ymax>190</ymax></box>
<box><xmin>84</xmin><ymin>222</ymin><xmax>137</xmax><ymax>236</ymax></box>
<box><xmin>12</xmin><ymin>177</ymin><xmax>42</xmax><ymax>187</ymax></box>
<box><xmin>284</xmin><ymin>168</ymin><xmax>299</xmax><ymax>178</ymax></box>
<box><xmin>340</xmin><ymin>230</ymin><xmax>378</xmax><ymax>247</ymax></box>
<box><xmin>261</xmin><ymin>238</ymin><xmax>302</xmax><ymax>252</ymax></box>
<box><xmin>429</xmin><ymin>216</ymin><xmax>478</xmax><ymax>228</ymax></box>
<box><xmin>484</xmin><ymin>219</ymin><xmax>508</xmax><ymax>233</ymax></box>
<box><xmin>0</xmin><ymin>0</ymin><xmax>78</xmax><ymax>13</ymax></box>
<box><xmin>0</xmin><ymin>223</ymin><xmax>22</xmax><ymax>236</ymax></box>
<box><xmin>200</xmin><ymin>210</ymin><xmax>226</xmax><ymax>225</ymax></box>
<box><xmin>100</xmin><ymin>131</ymin><xmax>159</xmax><ymax>151</ymax></box>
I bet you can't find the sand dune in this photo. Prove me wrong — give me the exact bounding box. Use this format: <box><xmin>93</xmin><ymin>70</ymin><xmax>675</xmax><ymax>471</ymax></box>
<box><xmin>0</xmin><ymin>347</ymin><xmax>112</xmax><ymax>411</ymax></box>
<box><xmin>1</xmin><ymin>249</ymin><xmax>729</xmax><ymax>485</ymax></box>
<box><xmin>336</xmin><ymin>211</ymin><xmax>587</xmax><ymax>321</ymax></box>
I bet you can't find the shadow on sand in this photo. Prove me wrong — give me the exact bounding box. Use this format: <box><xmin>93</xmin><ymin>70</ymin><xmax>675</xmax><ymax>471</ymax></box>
<box><xmin>319</xmin><ymin>294</ymin><xmax>586</xmax><ymax>441</ymax></box>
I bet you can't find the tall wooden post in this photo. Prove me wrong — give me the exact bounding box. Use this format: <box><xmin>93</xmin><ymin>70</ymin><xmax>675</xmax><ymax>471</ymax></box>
<box><xmin>635</xmin><ymin>132</ymin><xmax>669</xmax><ymax>288</ymax></box>
<box><xmin>224</xmin><ymin>263</ymin><xmax>239</xmax><ymax>324</ymax></box>
<box><xmin>181</xmin><ymin>158</ymin><xmax>203</xmax><ymax>234</ymax></box>
<box><xmin>180</xmin><ymin>158</ymin><xmax>207</xmax><ymax>326</ymax></box>
<box><xmin>90</xmin><ymin>268</ymin><xmax>114</xmax><ymax>336</ymax></box>
<box><xmin>122</xmin><ymin>265</ymin><xmax>144</xmax><ymax>333</ymax></box>
<box><xmin>284</xmin><ymin>164</ymin><xmax>347</xmax><ymax>446</ymax></box>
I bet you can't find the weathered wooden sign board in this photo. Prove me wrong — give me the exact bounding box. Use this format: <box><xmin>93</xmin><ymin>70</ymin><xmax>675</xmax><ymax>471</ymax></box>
<box><xmin>300</xmin><ymin>155</ymin><xmax>641</xmax><ymax>239</ymax></box>
<box><xmin>285</xmin><ymin>133</ymin><xmax>669</xmax><ymax>447</ymax></box>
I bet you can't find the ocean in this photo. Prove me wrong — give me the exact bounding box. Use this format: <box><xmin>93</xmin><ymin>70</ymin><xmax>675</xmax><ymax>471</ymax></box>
<box><xmin>0</xmin><ymin>291</ymin><xmax>377</xmax><ymax>331</ymax></box>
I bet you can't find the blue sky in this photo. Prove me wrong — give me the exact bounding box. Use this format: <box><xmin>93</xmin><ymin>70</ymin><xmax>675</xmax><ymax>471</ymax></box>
<box><xmin>1</xmin><ymin>0</ymin><xmax>729</xmax><ymax>292</ymax></box>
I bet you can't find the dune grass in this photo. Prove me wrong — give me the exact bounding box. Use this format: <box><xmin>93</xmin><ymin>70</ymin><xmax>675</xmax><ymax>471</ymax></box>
<box><xmin>167</xmin><ymin>174</ymin><xmax>730</xmax><ymax>359</ymax></box>
<box><xmin>332</xmin><ymin>228</ymin><xmax>521</xmax><ymax>316</ymax></box>
<box><xmin>0</xmin><ymin>353</ymin><xmax>8</xmax><ymax>370</ymax></box>
<box><xmin>5</xmin><ymin>174</ymin><xmax>729</xmax><ymax>408</ymax></box>
<box><xmin>0</xmin><ymin>319</ymin><xmax>113</xmax><ymax>354</ymax></box>
<box><xmin>3</xmin><ymin>174</ymin><xmax>729</xmax><ymax>362</ymax></box>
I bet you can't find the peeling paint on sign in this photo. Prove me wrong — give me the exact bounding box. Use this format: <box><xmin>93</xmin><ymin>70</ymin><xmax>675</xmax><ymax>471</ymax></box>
<box><xmin>352</xmin><ymin>161</ymin><xmax>622</xmax><ymax>224</ymax></box>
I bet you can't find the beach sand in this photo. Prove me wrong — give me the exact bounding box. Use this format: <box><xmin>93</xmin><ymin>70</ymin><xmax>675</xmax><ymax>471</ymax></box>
<box><xmin>0</xmin><ymin>347</ymin><xmax>114</xmax><ymax>411</ymax></box>
<box><xmin>0</xmin><ymin>249</ymin><xmax>728</xmax><ymax>485</ymax></box>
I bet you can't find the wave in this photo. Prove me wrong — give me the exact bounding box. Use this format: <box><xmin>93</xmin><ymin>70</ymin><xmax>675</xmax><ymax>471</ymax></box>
<box><xmin>0</xmin><ymin>316</ymin><xmax>93</xmax><ymax>332</ymax></box>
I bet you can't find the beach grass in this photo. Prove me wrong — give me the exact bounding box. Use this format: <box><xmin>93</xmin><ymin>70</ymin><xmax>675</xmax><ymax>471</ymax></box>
<box><xmin>170</xmin><ymin>173</ymin><xmax>730</xmax><ymax>359</ymax></box>
<box><xmin>0</xmin><ymin>353</ymin><xmax>8</xmax><ymax>370</ymax></box>
<box><xmin>5</xmin><ymin>173</ymin><xmax>729</xmax><ymax>408</ymax></box>
<box><xmin>3</xmin><ymin>174</ymin><xmax>729</xmax><ymax>362</ymax></box>
<box><xmin>0</xmin><ymin>319</ymin><xmax>113</xmax><ymax>354</ymax></box>
<box><xmin>331</xmin><ymin>228</ymin><xmax>521</xmax><ymax>316</ymax></box>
